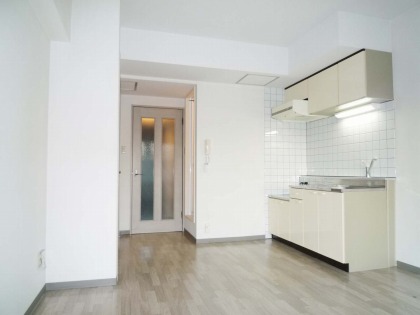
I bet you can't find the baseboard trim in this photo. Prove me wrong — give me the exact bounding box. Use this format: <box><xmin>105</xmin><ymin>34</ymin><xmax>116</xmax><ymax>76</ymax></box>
<box><xmin>183</xmin><ymin>229</ymin><xmax>196</xmax><ymax>243</ymax></box>
<box><xmin>397</xmin><ymin>261</ymin><xmax>420</xmax><ymax>274</ymax></box>
<box><xmin>272</xmin><ymin>235</ymin><xmax>349</xmax><ymax>272</ymax></box>
<box><xmin>196</xmin><ymin>235</ymin><xmax>265</xmax><ymax>244</ymax></box>
<box><xmin>46</xmin><ymin>278</ymin><xmax>117</xmax><ymax>291</ymax></box>
<box><xmin>25</xmin><ymin>284</ymin><xmax>46</xmax><ymax>315</ymax></box>
<box><xmin>119</xmin><ymin>230</ymin><xmax>130</xmax><ymax>236</ymax></box>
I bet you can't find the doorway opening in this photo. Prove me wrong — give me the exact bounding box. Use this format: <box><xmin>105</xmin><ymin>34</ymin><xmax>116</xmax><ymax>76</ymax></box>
<box><xmin>118</xmin><ymin>79</ymin><xmax>196</xmax><ymax>235</ymax></box>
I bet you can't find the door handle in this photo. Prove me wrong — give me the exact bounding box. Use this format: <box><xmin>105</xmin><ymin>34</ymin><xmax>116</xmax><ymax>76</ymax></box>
<box><xmin>133</xmin><ymin>170</ymin><xmax>143</xmax><ymax>176</ymax></box>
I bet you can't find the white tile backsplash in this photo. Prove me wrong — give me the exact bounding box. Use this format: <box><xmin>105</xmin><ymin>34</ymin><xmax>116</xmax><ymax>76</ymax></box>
<box><xmin>306</xmin><ymin>102</ymin><xmax>396</xmax><ymax>177</ymax></box>
<box><xmin>264</xmin><ymin>88</ymin><xmax>307</xmax><ymax>197</ymax></box>
<box><xmin>264</xmin><ymin>89</ymin><xmax>397</xmax><ymax>236</ymax></box>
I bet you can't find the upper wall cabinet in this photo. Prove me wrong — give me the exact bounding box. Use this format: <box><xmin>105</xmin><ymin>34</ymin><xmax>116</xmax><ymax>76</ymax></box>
<box><xmin>338</xmin><ymin>50</ymin><xmax>393</xmax><ymax>106</ymax></box>
<box><xmin>284</xmin><ymin>80</ymin><xmax>308</xmax><ymax>102</ymax></box>
<box><xmin>285</xmin><ymin>49</ymin><xmax>393</xmax><ymax>117</ymax></box>
<box><xmin>308</xmin><ymin>65</ymin><xmax>338</xmax><ymax>114</ymax></box>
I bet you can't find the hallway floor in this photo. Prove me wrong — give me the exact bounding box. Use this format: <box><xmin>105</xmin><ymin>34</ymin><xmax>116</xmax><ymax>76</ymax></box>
<box><xmin>34</xmin><ymin>232</ymin><xmax>420</xmax><ymax>314</ymax></box>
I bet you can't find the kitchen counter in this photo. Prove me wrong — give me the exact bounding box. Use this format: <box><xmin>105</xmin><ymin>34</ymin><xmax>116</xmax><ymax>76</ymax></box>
<box><xmin>268</xmin><ymin>194</ymin><xmax>290</xmax><ymax>201</ymax></box>
<box><xmin>268</xmin><ymin>183</ymin><xmax>385</xmax><ymax>203</ymax></box>
<box><xmin>290</xmin><ymin>184</ymin><xmax>331</xmax><ymax>191</ymax></box>
<box><xmin>290</xmin><ymin>184</ymin><xmax>385</xmax><ymax>193</ymax></box>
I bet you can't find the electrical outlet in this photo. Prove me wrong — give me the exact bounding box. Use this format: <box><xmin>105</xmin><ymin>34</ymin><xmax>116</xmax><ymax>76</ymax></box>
<box><xmin>38</xmin><ymin>249</ymin><xmax>46</xmax><ymax>269</ymax></box>
<box><xmin>204</xmin><ymin>224</ymin><xmax>209</xmax><ymax>233</ymax></box>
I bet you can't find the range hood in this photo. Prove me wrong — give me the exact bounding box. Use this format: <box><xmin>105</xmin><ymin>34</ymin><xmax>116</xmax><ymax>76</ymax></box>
<box><xmin>271</xmin><ymin>100</ymin><xmax>326</xmax><ymax>122</ymax></box>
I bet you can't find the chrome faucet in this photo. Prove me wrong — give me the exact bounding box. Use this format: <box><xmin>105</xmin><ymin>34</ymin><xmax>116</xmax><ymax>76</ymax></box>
<box><xmin>363</xmin><ymin>158</ymin><xmax>377</xmax><ymax>178</ymax></box>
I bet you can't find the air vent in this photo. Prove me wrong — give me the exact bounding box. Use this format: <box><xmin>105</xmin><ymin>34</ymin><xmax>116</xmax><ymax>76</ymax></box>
<box><xmin>120</xmin><ymin>80</ymin><xmax>138</xmax><ymax>91</ymax></box>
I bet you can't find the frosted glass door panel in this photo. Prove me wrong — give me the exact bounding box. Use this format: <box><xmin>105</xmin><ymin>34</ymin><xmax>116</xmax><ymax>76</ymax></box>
<box><xmin>162</xmin><ymin>119</ymin><xmax>175</xmax><ymax>220</ymax></box>
<box><xmin>141</xmin><ymin>118</ymin><xmax>155</xmax><ymax>220</ymax></box>
<box><xmin>131</xmin><ymin>107</ymin><xmax>183</xmax><ymax>234</ymax></box>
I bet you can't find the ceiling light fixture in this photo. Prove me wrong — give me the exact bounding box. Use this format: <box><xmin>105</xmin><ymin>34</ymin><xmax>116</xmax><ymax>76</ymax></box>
<box><xmin>335</xmin><ymin>105</ymin><xmax>375</xmax><ymax>119</ymax></box>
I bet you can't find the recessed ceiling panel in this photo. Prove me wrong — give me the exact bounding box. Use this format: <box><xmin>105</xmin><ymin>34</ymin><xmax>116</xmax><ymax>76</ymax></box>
<box><xmin>237</xmin><ymin>74</ymin><xmax>279</xmax><ymax>86</ymax></box>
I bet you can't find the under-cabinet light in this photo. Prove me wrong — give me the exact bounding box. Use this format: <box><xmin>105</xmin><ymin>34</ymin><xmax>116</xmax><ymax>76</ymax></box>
<box><xmin>265</xmin><ymin>130</ymin><xmax>278</xmax><ymax>136</ymax></box>
<box><xmin>337</xmin><ymin>97</ymin><xmax>373</xmax><ymax>110</ymax></box>
<box><xmin>335</xmin><ymin>105</ymin><xmax>375</xmax><ymax>119</ymax></box>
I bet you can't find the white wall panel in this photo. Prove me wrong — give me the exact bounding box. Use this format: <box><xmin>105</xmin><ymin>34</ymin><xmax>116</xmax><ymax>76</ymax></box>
<box><xmin>392</xmin><ymin>4</ymin><xmax>420</xmax><ymax>268</ymax></box>
<box><xmin>46</xmin><ymin>0</ymin><xmax>120</xmax><ymax>283</ymax></box>
<box><xmin>196</xmin><ymin>83</ymin><xmax>265</xmax><ymax>239</ymax></box>
<box><xmin>0</xmin><ymin>1</ymin><xmax>49</xmax><ymax>313</ymax></box>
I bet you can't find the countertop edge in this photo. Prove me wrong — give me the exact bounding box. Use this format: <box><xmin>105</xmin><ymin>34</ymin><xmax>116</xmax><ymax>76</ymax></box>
<box><xmin>268</xmin><ymin>195</ymin><xmax>290</xmax><ymax>201</ymax></box>
<box><xmin>290</xmin><ymin>185</ymin><xmax>386</xmax><ymax>193</ymax></box>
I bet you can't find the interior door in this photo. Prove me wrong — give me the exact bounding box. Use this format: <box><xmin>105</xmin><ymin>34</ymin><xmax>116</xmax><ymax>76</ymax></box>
<box><xmin>131</xmin><ymin>107</ymin><xmax>183</xmax><ymax>233</ymax></box>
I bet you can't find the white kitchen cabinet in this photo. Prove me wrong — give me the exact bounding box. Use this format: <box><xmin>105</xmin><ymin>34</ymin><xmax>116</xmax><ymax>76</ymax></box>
<box><xmin>271</xmin><ymin>184</ymin><xmax>393</xmax><ymax>272</ymax></box>
<box><xmin>318</xmin><ymin>191</ymin><xmax>345</xmax><ymax>263</ymax></box>
<box><xmin>284</xmin><ymin>80</ymin><xmax>308</xmax><ymax>102</ymax></box>
<box><xmin>308</xmin><ymin>65</ymin><xmax>338</xmax><ymax>115</ymax></box>
<box><xmin>290</xmin><ymin>198</ymin><xmax>304</xmax><ymax>246</ymax></box>
<box><xmin>268</xmin><ymin>198</ymin><xmax>280</xmax><ymax>236</ymax></box>
<box><xmin>278</xmin><ymin>200</ymin><xmax>290</xmax><ymax>240</ymax></box>
<box><xmin>285</xmin><ymin>188</ymin><xmax>391</xmax><ymax>272</ymax></box>
<box><xmin>344</xmin><ymin>190</ymin><xmax>388</xmax><ymax>272</ymax></box>
<box><xmin>338</xmin><ymin>50</ymin><xmax>393</xmax><ymax>106</ymax></box>
<box><xmin>268</xmin><ymin>198</ymin><xmax>290</xmax><ymax>240</ymax></box>
<box><xmin>302</xmin><ymin>190</ymin><xmax>319</xmax><ymax>252</ymax></box>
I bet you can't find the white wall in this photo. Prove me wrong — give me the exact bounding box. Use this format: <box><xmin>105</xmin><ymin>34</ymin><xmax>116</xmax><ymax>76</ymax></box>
<box><xmin>195</xmin><ymin>83</ymin><xmax>265</xmax><ymax>239</ymax></box>
<box><xmin>119</xmin><ymin>94</ymin><xmax>186</xmax><ymax>231</ymax></box>
<box><xmin>46</xmin><ymin>0</ymin><xmax>120</xmax><ymax>283</ymax></box>
<box><xmin>0</xmin><ymin>1</ymin><xmax>50</xmax><ymax>313</ymax></box>
<box><xmin>53</xmin><ymin>0</ymin><xmax>72</xmax><ymax>35</ymax></box>
<box><xmin>28</xmin><ymin>0</ymin><xmax>71</xmax><ymax>41</ymax></box>
<box><xmin>121</xmin><ymin>28</ymin><xmax>288</xmax><ymax>75</ymax></box>
<box><xmin>289</xmin><ymin>13</ymin><xmax>341</xmax><ymax>82</ymax></box>
<box><xmin>288</xmin><ymin>12</ymin><xmax>392</xmax><ymax>85</ymax></box>
<box><xmin>392</xmin><ymin>5</ymin><xmax>420</xmax><ymax>268</ymax></box>
<box><xmin>338</xmin><ymin>12</ymin><xmax>391</xmax><ymax>52</ymax></box>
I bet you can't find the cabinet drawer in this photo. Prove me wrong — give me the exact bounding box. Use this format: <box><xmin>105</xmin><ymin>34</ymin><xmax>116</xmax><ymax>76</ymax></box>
<box><xmin>290</xmin><ymin>188</ymin><xmax>303</xmax><ymax>199</ymax></box>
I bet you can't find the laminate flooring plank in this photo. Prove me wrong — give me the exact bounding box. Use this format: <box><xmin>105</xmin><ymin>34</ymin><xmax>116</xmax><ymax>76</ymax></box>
<box><xmin>34</xmin><ymin>233</ymin><xmax>420</xmax><ymax>315</ymax></box>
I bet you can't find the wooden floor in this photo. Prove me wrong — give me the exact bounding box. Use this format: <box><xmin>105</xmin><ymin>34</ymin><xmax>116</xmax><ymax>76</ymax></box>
<box><xmin>35</xmin><ymin>232</ymin><xmax>420</xmax><ymax>315</ymax></box>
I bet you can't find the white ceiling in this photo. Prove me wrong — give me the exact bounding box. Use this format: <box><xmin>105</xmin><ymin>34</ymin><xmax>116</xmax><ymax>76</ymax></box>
<box><xmin>121</xmin><ymin>0</ymin><xmax>419</xmax><ymax>46</ymax></box>
<box><xmin>120</xmin><ymin>0</ymin><xmax>420</xmax><ymax>96</ymax></box>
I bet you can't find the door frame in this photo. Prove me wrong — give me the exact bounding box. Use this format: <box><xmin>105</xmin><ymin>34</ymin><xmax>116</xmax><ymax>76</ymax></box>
<box><xmin>130</xmin><ymin>105</ymin><xmax>184</xmax><ymax>234</ymax></box>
